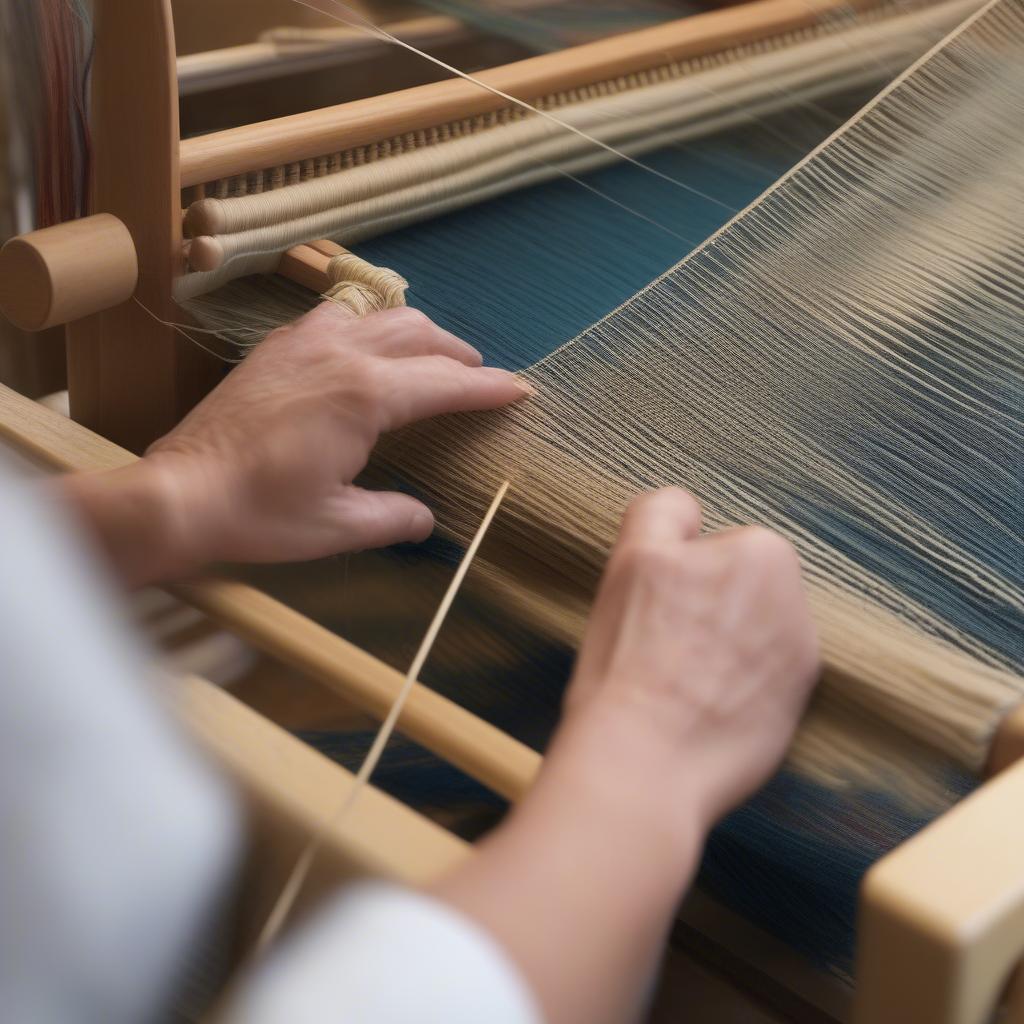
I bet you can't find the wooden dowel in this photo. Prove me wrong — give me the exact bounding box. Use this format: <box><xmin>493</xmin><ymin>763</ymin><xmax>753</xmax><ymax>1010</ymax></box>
<box><xmin>176</xmin><ymin>15</ymin><xmax>465</xmax><ymax>97</ymax></box>
<box><xmin>182</xmin><ymin>674</ymin><xmax>469</xmax><ymax>893</ymax></box>
<box><xmin>275</xmin><ymin>243</ymin><xmax>334</xmax><ymax>292</ymax></box>
<box><xmin>306</xmin><ymin>239</ymin><xmax>345</xmax><ymax>258</ymax></box>
<box><xmin>179</xmin><ymin>0</ymin><xmax>870</xmax><ymax>188</ymax></box>
<box><xmin>189</xmin><ymin>241</ymin><xmax>337</xmax><ymax>290</ymax></box>
<box><xmin>0</xmin><ymin>383</ymin><xmax>541</xmax><ymax>802</ymax></box>
<box><xmin>0</xmin><ymin>215</ymin><xmax>139</xmax><ymax>332</ymax></box>
<box><xmin>174</xmin><ymin>578</ymin><xmax>540</xmax><ymax>801</ymax></box>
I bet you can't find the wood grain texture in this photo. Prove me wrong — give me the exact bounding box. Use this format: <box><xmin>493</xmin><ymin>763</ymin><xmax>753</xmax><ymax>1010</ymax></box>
<box><xmin>67</xmin><ymin>0</ymin><xmax>220</xmax><ymax>453</ymax></box>
<box><xmin>179</xmin><ymin>0</ymin><xmax>868</xmax><ymax>187</ymax></box>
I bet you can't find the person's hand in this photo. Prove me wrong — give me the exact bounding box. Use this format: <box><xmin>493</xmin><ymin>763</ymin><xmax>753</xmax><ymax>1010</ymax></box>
<box><xmin>565</xmin><ymin>487</ymin><xmax>819</xmax><ymax>829</ymax></box>
<box><xmin>434</xmin><ymin>488</ymin><xmax>818</xmax><ymax>1024</ymax></box>
<box><xmin>60</xmin><ymin>304</ymin><xmax>530</xmax><ymax>586</ymax></box>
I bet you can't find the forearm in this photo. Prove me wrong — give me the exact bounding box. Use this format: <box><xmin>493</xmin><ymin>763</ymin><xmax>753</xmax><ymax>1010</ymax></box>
<box><xmin>434</xmin><ymin>702</ymin><xmax>705</xmax><ymax>1024</ymax></box>
<box><xmin>58</xmin><ymin>460</ymin><xmax>201</xmax><ymax>589</ymax></box>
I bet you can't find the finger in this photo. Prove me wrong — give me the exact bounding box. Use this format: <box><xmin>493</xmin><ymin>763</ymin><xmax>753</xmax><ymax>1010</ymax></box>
<box><xmin>332</xmin><ymin>487</ymin><xmax>435</xmax><ymax>551</ymax></box>
<box><xmin>376</xmin><ymin>357</ymin><xmax>534</xmax><ymax>431</ymax></box>
<box><xmin>616</xmin><ymin>488</ymin><xmax>703</xmax><ymax>550</ymax></box>
<box><xmin>573</xmin><ymin>490</ymin><xmax>700</xmax><ymax>689</ymax></box>
<box><xmin>361</xmin><ymin>308</ymin><xmax>483</xmax><ymax>366</ymax></box>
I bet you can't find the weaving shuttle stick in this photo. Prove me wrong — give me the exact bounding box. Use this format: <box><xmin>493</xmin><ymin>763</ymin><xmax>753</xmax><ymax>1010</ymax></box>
<box><xmin>178</xmin><ymin>0</ymin><xmax>880</xmax><ymax>188</ymax></box>
<box><xmin>181</xmin><ymin>674</ymin><xmax>469</xmax><ymax>946</ymax></box>
<box><xmin>64</xmin><ymin>0</ymin><xmax>221</xmax><ymax>452</ymax></box>
<box><xmin>0</xmin><ymin>382</ymin><xmax>541</xmax><ymax>803</ymax></box>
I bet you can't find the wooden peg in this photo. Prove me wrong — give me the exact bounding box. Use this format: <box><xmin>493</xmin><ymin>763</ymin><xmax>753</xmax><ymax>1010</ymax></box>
<box><xmin>0</xmin><ymin>214</ymin><xmax>139</xmax><ymax>333</ymax></box>
<box><xmin>276</xmin><ymin>243</ymin><xmax>334</xmax><ymax>292</ymax></box>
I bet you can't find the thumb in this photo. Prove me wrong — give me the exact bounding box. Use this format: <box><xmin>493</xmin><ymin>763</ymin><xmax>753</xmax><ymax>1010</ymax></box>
<box><xmin>334</xmin><ymin>486</ymin><xmax>435</xmax><ymax>551</ymax></box>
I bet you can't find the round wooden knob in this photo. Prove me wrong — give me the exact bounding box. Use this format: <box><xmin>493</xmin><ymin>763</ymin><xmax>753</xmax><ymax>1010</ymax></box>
<box><xmin>0</xmin><ymin>213</ymin><xmax>138</xmax><ymax>332</ymax></box>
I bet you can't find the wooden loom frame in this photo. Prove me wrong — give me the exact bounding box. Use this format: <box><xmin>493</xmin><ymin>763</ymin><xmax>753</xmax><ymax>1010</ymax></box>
<box><xmin>1</xmin><ymin>1</ymin><xmax>1024</xmax><ymax>1019</ymax></box>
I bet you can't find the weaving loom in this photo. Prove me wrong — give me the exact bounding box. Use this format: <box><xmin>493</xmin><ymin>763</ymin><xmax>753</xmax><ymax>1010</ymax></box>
<box><xmin>0</xmin><ymin>0</ymin><xmax>1022</xmax><ymax>1020</ymax></box>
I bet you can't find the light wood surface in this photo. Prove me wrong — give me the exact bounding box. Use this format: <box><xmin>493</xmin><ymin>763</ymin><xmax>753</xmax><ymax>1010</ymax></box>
<box><xmin>175</xmin><ymin>577</ymin><xmax>540</xmax><ymax>801</ymax></box>
<box><xmin>276</xmin><ymin>240</ymin><xmax>339</xmax><ymax>292</ymax></box>
<box><xmin>855</xmin><ymin>756</ymin><xmax>1024</xmax><ymax>1024</ymax></box>
<box><xmin>0</xmin><ymin>381</ymin><xmax>541</xmax><ymax>802</ymax></box>
<box><xmin>179</xmin><ymin>0</ymin><xmax>869</xmax><ymax>188</ymax></box>
<box><xmin>66</xmin><ymin>0</ymin><xmax>220</xmax><ymax>452</ymax></box>
<box><xmin>181</xmin><ymin>673</ymin><xmax>469</xmax><ymax>945</ymax></box>
<box><xmin>0</xmin><ymin>215</ymin><xmax>138</xmax><ymax>332</ymax></box>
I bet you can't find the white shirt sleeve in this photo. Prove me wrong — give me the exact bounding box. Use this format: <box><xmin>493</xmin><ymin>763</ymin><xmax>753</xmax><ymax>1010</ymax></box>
<box><xmin>227</xmin><ymin>881</ymin><xmax>544</xmax><ymax>1024</ymax></box>
<box><xmin>0</xmin><ymin>463</ymin><xmax>242</xmax><ymax>1024</ymax></box>
<box><xmin>0</xmin><ymin>458</ymin><xmax>541</xmax><ymax>1024</ymax></box>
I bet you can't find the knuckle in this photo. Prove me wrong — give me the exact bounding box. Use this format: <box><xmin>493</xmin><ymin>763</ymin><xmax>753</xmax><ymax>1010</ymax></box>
<box><xmin>631</xmin><ymin>486</ymin><xmax>699</xmax><ymax>518</ymax></box>
<box><xmin>615</xmin><ymin>540</ymin><xmax>677</xmax><ymax>579</ymax></box>
<box><xmin>388</xmin><ymin>305</ymin><xmax>432</xmax><ymax>331</ymax></box>
<box><xmin>734</xmin><ymin>525</ymin><xmax>799</xmax><ymax>570</ymax></box>
<box><xmin>342</xmin><ymin>355</ymin><xmax>381</xmax><ymax>402</ymax></box>
<box><xmin>624</xmin><ymin>487</ymin><xmax>702</xmax><ymax>537</ymax></box>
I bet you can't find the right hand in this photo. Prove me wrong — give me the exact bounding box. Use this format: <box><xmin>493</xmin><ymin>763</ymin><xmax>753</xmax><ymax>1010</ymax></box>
<box><xmin>565</xmin><ymin>487</ymin><xmax>819</xmax><ymax>830</ymax></box>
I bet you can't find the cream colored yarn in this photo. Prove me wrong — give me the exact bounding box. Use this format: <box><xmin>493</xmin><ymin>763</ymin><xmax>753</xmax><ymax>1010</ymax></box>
<box><xmin>323</xmin><ymin>248</ymin><xmax>409</xmax><ymax>316</ymax></box>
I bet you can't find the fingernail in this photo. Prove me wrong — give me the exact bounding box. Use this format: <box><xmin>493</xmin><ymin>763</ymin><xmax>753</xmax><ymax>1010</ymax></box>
<box><xmin>516</xmin><ymin>376</ymin><xmax>537</xmax><ymax>397</ymax></box>
<box><xmin>412</xmin><ymin>507</ymin><xmax>435</xmax><ymax>540</ymax></box>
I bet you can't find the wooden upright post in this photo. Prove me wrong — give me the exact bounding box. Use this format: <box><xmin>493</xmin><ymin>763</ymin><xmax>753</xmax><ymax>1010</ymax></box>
<box><xmin>67</xmin><ymin>0</ymin><xmax>221</xmax><ymax>452</ymax></box>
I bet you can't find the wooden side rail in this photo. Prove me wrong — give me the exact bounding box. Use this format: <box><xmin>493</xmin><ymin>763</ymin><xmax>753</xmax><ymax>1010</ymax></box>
<box><xmin>855</xmin><ymin>723</ymin><xmax>1024</xmax><ymax>1024</ymax></box>
<box><xmin>0</xmin><ymin>382</ymin><xmax>541</xmax><ymax>802</ymax></box>
<box><xmin>176</xmin><ymin>15</ymin><xmax>466</xmax><ymax>96</ymax></box>
<box><xmin>181</xmin><ymin>674</ymin><xmax>469</xmax><ymax>945</ymax></box>
<box><xmin>179</xmin><ymin>0</ymin><xmax>872</xmax><ymax>188</ymax></box>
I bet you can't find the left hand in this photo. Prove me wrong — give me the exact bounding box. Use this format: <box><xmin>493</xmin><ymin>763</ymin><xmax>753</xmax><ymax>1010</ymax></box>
<box><xmin>61</xmin><ymin>303</ymin><xmax>531</xmax><ymax>586</ymax></box>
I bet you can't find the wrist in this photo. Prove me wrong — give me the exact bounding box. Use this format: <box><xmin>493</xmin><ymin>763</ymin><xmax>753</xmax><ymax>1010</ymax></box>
<box><xmin>59</xmin><ymin>457</ymin><xmax>207</xmax><ymax>588</ymax></box>
<box><xmin>536</xmin><ymin>697</ymin><xmax>708</xmax><ymax>891</ymax></box>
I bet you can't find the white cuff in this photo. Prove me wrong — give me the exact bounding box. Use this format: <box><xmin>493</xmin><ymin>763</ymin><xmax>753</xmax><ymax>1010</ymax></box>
<box><xmin>228</xmin><ymin>881</ymin><xmax>543</xmax><ymax>1023</ymax></box>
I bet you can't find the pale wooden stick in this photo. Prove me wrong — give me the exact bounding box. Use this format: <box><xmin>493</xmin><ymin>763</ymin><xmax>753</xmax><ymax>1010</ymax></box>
<box><xmin>179</xmin><ymin>0</ymin><xmax>874</xmax><ymax>187</ymax></box>
<box><xmin>190</xmin><ymin>239</ymin><xmax>337</xmax><ymax>288</ymax></box>
<box><xmin>255</xmin><ymin>480</ymin><xmax>510</xmax><ymax>952</ymax></box>
<box><xmin>275</xmin><ymin>243</ymin><xmax>334</xmax><ymax>292</ymax></box>
<box><xmin>0</xmin><ymin>383</ymin><xmax>541</xmax><ymax>801</ymax></box>
<box><xmin>176</xmin><ymin>15</ymin><xmax>465</xmax><ymax>97</ymax></box>
<box><xmin>181</xmin><ymin>674</ymin><xmax>468</xmax><ymax>899</ymax></box>
<box><xmin>173</xmin><ymin>578</ymin><xmax>538</xmax><ymax>800</ymax></box>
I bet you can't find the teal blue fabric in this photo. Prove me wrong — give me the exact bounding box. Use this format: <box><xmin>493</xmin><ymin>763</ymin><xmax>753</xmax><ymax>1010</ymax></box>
<box><xmin>354</xmin><ymin>116</ymin><xmax>841</xmax><ymax>370</ymax></box>
<box><xmin>280</xmin><ymin>99</ymin><xmax>1016</xmax><ymax>977</ymax></box>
